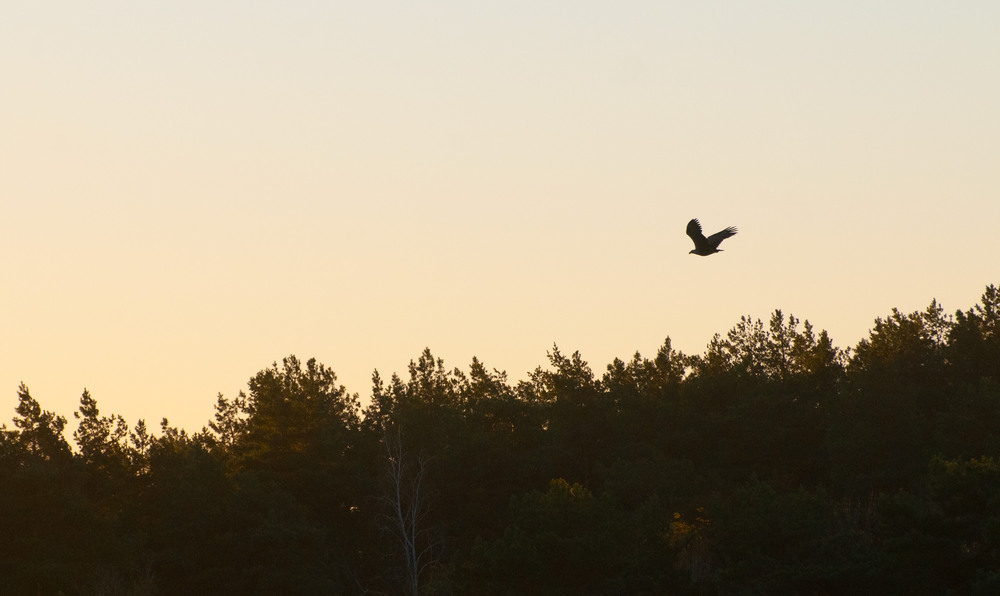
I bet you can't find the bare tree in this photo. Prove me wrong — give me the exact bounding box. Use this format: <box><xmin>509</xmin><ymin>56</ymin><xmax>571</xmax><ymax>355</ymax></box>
<box><xmin>381</xmin><ymin>426</ymin><xmax>436</xmax><ymax>596</ymax></box>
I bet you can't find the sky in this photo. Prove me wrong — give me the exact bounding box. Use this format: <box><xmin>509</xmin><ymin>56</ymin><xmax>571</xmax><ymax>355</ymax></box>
<box><xmin>3</xmin><ymin>2</ymin><xmax>998</xmax><ymax>433</ymax></box>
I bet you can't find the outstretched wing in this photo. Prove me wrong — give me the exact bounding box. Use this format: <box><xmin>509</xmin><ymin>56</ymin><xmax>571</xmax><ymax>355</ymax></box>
<box><xmin>686</xmin><ymin>219</ymin><xmax>708</xmax><ymax>251</ymax></box>
<box><xmin>706</xmin><ymin>226</ymin><xmax>738</xmax><ymax>248</ymax></box>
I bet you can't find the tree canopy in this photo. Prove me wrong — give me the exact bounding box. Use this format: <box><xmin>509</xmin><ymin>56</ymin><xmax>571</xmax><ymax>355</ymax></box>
<box><xmin>2</xmin><ymin>283</ymin><xmax>999</xmax><ymax>594</ymax></box>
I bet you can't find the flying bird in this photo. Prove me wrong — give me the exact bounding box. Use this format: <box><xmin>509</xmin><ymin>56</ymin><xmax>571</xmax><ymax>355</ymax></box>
<box><xmin>686</xmin><ymin>218</ymin><xmax>738</xmax><ymax>256</ymax></box>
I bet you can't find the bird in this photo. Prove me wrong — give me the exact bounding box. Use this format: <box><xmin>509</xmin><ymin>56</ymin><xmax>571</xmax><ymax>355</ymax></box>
<box><xmin>686</xmin><ymin>218</ymin><xmax>738</xmax><ymax>256</ymax></box>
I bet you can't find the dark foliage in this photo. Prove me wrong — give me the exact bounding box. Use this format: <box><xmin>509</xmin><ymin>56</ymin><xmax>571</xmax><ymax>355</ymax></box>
<box><xmin>2</xmin><ymin>284</ymin><xmax>999</xmax><ymax>594</ymax></box>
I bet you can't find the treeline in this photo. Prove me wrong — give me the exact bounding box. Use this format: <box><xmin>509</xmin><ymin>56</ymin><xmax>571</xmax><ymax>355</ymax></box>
<box><xmin>2</xmin><ymin>284</ymin><xmax>1000</xmax><ymax>595</ymax></box>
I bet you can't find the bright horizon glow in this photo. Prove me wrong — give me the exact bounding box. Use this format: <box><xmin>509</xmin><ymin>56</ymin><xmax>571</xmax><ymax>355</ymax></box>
<box><xmin>3</xmin><ymin>2</ymin><xmax>999</xmax><ymax>432</ymax></box>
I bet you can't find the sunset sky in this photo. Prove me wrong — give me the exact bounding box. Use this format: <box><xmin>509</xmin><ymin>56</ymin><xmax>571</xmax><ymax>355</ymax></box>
<box><xmin>4</xmin><ymin>2</ymin><xmax>998</xmax><ymax>432</ymax></box>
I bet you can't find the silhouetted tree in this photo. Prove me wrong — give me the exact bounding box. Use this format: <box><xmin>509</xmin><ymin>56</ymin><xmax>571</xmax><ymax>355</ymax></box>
<box><xmin>11</xmin><ymin>382</ymin><xmax>72</xmax><ymax>462</ymax></box>
<box><xmin>831</xmin><ymin>301</ymin><xmax>952</xmax><ymax>493</ymax></box>
<box><xmin>0</xmin><ymin>385</ymin><xmax>99</xmax><ymax>592</ymax></box>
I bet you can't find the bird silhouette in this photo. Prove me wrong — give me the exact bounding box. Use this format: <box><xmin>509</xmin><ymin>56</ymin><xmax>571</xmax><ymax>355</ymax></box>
<box><xmin>686</xmin><ymin>218</ymin><xmax>738</xmax><ymax>256</ymax></box>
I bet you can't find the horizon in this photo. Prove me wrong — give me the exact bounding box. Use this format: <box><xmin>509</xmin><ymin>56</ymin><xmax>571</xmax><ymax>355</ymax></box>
<box><xmin>4</xmin><ymin>282</ymin><xmax>996</xmax><ymax>435</ymax></box>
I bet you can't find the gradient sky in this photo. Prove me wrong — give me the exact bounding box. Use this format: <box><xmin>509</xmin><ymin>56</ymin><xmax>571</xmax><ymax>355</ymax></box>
<box><xmin>4</xmin><ymin>2</ymin><xmax>999</xmax><ymax>432</ymax></box>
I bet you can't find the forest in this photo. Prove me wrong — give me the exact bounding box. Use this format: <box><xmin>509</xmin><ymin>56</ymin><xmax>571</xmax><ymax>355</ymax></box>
<box><xmin>3</xmin><ymin>283</ymin><xmax>1000</xmax><ymax>595</ymax></box>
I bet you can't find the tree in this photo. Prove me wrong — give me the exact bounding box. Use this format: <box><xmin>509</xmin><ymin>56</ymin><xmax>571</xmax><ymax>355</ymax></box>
<box><xmin>238</xmin><ymin>356</ymin><xmax>360</xmax><ymax>473</ymax></box>
<box><xmin>692</xmin><ymin>310</ymin><xmax>845</xmax><ymax>383</ymax></box>
<box><xmin>532</xmin><ymin>346</ymin><xmax>612</xmax><ymax>482</ymax></box>
<box><xmin>601</xmin><ymin>338</ymin><xmax>687</xmax><ymax>430</ymax></box>
<box><xmin>10</xmin><ymin>382</ymin><xmax>71</xmax><ymax>462</ymax></box>
<box><xmin>367</xmin><ymin>350</ymin><xmax>515</xmax><ymax>592</ymax></box>
<box><xmin>950</xmin><ymin>284</ymin><xmax>1000</xmax><ymax>384</ymax></box>
<box><xmin>208</xmin><ymin>391</ymin><xmax>248</xmax><ymax>455</ymax></box>
<box><xmin>74</xmin><ymin>389</ymin><xmax>131</xmax><ymax>474</ymax></box>
<box><xmin>380</xmin><ymin>425</ymin><xmax>437</xmax><ymax>596</ymax></box>
<box><xmin>848</xmin><ymin>300</ymin><xmax>951</xmax><ymax>391</ymax></box>
<box><xmin>831</xmin><ymin>300</ymin><xmax>953</xmax><ymax>493</ymax></box>
<box><xmin>0</xmin><ymin>385</ymin><xmax>101</xmax><ymax>592</ymax></box>
<box><xmin>233</xmin><ymin>356</ymin><xmax>367</xmax><ymax>591</ymax></box>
